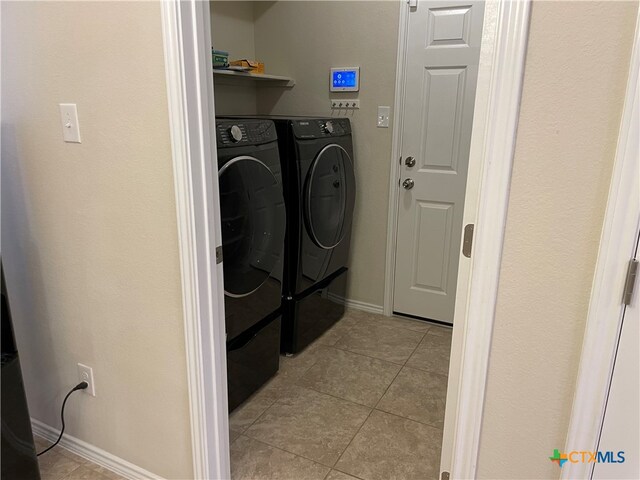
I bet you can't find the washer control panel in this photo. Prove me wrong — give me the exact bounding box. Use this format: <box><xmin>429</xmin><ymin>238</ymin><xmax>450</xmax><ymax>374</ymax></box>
<box><xmin>292</xmin><ymin>118</ymin><xmax>351</xmax><ymax>139</ymax></box>
<box><xmin>216</xmin><ymin>120</ymin><xmax>276</xmax><ymax>146</ymax></box>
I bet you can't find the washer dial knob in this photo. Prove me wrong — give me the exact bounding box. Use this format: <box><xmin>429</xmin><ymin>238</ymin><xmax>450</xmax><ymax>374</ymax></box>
<box><xmin>229</xmin><ymin>125</ymin><xmax>243</xmax><ymax>143</ymax></box>
<box><xmin>323</xmin><ymin>121</ymin><xmax>334</xmax><ymax>134</ymax></box>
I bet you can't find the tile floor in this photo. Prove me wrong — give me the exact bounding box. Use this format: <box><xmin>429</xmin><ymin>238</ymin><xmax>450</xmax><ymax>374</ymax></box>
<box><xmin>33</xmin><ymin>435</ymin><xmax>125</xmax><ymax>480</ymax></box>
<box><xmin>230</xmin><ymin>308</ymin><xmax>452</xmax><ymax>480</ymax></box>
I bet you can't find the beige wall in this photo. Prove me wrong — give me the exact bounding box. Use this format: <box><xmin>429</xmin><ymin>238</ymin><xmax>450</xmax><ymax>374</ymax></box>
<box><xmin>1</xmin><ymin>2</ymin><xmax>193</xmax><ymax>478</ymax></box>
<box><xmin>477</xmin><ymin>2</ymin><xmax>638</xmax><ymax>478</ymax></box>
<box><xmin>210</xmin><ymin>1</ymin><xmax>258</xmax><ymax>115</ymax></box>
<box><xmin>253</xmin><ymin>1</ymin><xmax>400</xmax><ymax>306</ymax></box>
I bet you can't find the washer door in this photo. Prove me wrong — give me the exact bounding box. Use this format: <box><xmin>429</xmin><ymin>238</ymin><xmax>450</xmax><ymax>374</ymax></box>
<box><xmin>218</xmin><ymin>156</ymin><xmax>285</xmax><ymax>297</ymax></box>
<box><xmin>304</xmin><ymin>144</ymin><xmax>356</xmax><ymax>249</ymax></box>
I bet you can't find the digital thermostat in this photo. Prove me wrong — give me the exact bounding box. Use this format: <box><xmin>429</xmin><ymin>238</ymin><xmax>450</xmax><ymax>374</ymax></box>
<box><xmin>330</xmin><ymin>67</ymin><xmax>360</xmax><ymax>92</ymax></box>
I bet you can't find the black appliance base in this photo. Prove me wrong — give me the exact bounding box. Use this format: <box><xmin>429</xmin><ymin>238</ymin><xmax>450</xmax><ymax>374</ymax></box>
<box><xmin>281</xmin><ymin>270</ymin><xmax>347</xmax><ymax>355</ymax></box>
<box><xmin>226</xmin><ymin>316</ymin><xmax>281</xmax><ymax>412</ymax></box>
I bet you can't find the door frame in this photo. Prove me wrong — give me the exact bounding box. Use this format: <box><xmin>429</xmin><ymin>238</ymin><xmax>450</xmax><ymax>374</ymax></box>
<box><xmin>161</xmin><ymin>0</ymin><xmax>532</xmax><ymax>478</ymax></box>
<box><xmin>562</xmin><ymin>10</ymin><xmax>639</xmax><ymax>480</ymax></box>
<box><xmin>383</xmin><ymin>0</ymin><xmax>531</xmax><ymax>477</ymax></box>
<box><xmin>161</xmin><ymin>1</ymin><xmax>230</xmax><ymax>479</ymax></box>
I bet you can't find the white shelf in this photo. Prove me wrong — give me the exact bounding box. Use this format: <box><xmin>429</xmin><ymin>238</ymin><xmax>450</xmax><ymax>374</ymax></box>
<box><xmin>213</xmin><ymin>69</ymin><xmax>295</xmax><ymax>87</ymax></box>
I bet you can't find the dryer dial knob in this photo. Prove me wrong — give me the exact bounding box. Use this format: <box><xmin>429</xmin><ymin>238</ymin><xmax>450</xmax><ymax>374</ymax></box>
<box><xmin>229</xmin><ymin>125</ymin><xmax>243</xmax><ymax>143</ymax></box>
<box><xmin>323</xmin><ymin>121</ymin><xmax>334</xmax><ymax>134</ymax></box>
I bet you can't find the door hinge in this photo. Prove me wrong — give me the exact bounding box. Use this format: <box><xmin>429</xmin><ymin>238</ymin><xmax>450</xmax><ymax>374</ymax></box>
<box><xmin>215</xmin><ymin>245</ymin><xmax>223</xmax><ymax>265</ymax></box>
<box><xmin>408</xmin><ymin>0</ymin><xmax>418</xmax><ymax>8</ymax></box>
<box><xmin>441</xmin><ymin>472</ymin><xmax>450</xmax><ymax>480</ymax></box>
<box><xmin>623</xmin><ymin>259</ymin><xmax>638</xmax><ymax>306</ymax></box>
<box><xmin>462</xmin><ymin>224</ymin><xmax>474</xmax><ymax>258</ymax></box>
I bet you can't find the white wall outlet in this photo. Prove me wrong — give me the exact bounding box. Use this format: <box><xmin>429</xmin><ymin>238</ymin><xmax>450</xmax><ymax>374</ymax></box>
<box><xmin>377</xmin><ymin>106</ymin><xmax>391</xmax><ymax>128</ymax></box>
<box><xmin>59</xmin><ymin>103</ymin><xmax>82</xmax><ymax>143</ymax></box>
<box><xmin>77</xmin><ymin>363</ymin><xmax>95</xmax><ymax>396</ymax></box>
<box><xmin>331</xmin><ymin>99</ymin><xmax>360</xmax><ymax>109</ymax></box>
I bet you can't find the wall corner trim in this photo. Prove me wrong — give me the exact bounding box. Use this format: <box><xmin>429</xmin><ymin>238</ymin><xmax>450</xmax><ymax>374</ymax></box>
<box><xmin>561</xmin><ymin>9</ymin><xmax>640</xmax><ymax>480</ymax></box>
<box><xmin>31</xmin><ymin>419</ymin><xmax>164</xmax><ymax>480</ymax></box>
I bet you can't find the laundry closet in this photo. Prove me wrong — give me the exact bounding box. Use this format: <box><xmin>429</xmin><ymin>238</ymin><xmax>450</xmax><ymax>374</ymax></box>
<box><xmin>208</xmin><ymin>1</ymin><xmax>399</xmax><ymax>315</ymax></box>
<box><xmin>211</xmin><ymin>0</ymin><xmax>400</xmax><ymax>409</ymax></box>
<box><xmin>209</xmin><ymin>1</ymin><xmax>484</xmax><ymax>478</ymax></box>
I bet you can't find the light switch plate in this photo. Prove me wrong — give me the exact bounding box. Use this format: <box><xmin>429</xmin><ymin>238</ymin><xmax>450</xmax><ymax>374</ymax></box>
<box><xmin>377</xmin><ymin>106</ymin><xmax>390</xmax><ymax>128</ymax></box>
<box><xmin>59</xmin><ymin>103</ymin><xmax>82</xmax><ymax>143</ymax></box>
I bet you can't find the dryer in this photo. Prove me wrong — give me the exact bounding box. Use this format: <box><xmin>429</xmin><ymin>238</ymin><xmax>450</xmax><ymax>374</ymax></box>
<box><xmin>273</xmin><ymin>117</ymin><xmax>356</xmax><ymax>354</ymax></box>
<box><xmin>215</xmin><ymin>118</ymin><xmax>285</xmax><ymax>411</ymax></box>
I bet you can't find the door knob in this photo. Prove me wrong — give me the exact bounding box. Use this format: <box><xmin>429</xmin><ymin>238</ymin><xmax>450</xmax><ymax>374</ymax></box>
<box><xmin>405</xmin><ymin>156</ymin><xmax>416</xmax><ymax>167</ymax></box>
<box><xmin>402</xmin><ymin>178</ymin><xmax>415</xmax><ymax>190</ymax></box>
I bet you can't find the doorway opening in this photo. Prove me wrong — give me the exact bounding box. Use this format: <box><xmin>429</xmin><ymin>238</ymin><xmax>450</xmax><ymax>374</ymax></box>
<box><xmin>387</xmin><ymin>1</ymin><xmax>486</xmax><ymax>327</ymax></box>
<box><xmin>161</xmin><ymin>0</ymin><xmax>531</xmax><ymax>477</ymax></box>
<box><xmin>210</xmin><ymin>1</ymin><xmax>493</xmax><ymax>478</ymax></box>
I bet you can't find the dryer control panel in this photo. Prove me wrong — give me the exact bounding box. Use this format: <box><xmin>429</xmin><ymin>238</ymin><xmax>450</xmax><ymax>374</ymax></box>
<box><xmin>216</xmin><ymin>120</ymin><xmax>277</xmax><ymax>147</ymax></box>
<box><xmin>292</xmin><ymin>118</ymin><xmax>351</xmax><ymax>139</ymax></box>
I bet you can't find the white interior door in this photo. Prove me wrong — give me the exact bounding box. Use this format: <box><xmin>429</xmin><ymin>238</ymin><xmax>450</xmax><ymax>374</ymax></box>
<box><xmin>393</xmin><ymin>0</ymin><xmax>485</xmax><ymax>323</ymax></box>
<box><xmin>593</xmin><ymin>232</ymin><xmax>640</xmax><ymax>479</ymax></box>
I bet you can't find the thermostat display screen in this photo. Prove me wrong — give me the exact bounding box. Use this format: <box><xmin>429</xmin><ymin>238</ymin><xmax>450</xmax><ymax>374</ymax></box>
<box><xmin>330</xmin><ymin>67</ymin><xmax>359</xmax><ymax>92</ymax></box>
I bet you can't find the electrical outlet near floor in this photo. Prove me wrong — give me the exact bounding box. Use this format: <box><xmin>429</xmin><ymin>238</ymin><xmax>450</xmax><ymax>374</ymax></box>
<box><xmin>77</xmin><ymin>363</ymin><xmax>96</xmax><ymax>396</ymax></box>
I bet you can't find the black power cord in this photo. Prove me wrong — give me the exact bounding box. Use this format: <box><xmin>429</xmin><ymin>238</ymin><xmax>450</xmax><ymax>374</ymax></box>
<box><xmin>36</xmin><ymin>381</ymin><xmax>88</xmax><ymax>456</ymax></box>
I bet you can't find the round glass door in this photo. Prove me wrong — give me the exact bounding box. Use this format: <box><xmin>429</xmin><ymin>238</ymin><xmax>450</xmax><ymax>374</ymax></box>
<box><xmin>218</xmin><ymin>156</ymin><xmax>285</xmax><ymax>297</ymax></box>
<box><xmin>304</xmin><ymin>144</ymin><xmax>356</xmax><ymax>249</ymax></box>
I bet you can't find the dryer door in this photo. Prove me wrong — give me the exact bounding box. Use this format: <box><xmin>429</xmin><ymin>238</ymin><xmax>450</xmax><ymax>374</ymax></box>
<box><xmin>218</xmin><ymin>156</ymin><xmax>286</xmax><ymax>298</ymax></box>
<box><xmin>304</xmin><ymin>144</ymin><xmax>356</xmax><ymax>251</ymax></box>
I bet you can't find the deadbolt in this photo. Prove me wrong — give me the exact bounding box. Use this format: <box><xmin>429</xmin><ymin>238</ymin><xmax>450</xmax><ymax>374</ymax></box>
<box><xmin>402</xmin><ymin>178</ymin><xmax>415</xmax><ymax>190</ymax></box>
<box><xmin>405</xmin><ymin>156</ymin><xmax>416</xmax><ymax>167</ymax></box>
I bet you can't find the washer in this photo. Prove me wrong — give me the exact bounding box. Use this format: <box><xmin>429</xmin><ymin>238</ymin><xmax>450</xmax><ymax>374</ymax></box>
<box><xmin>273</xmin><ymin>117</ymin><xmax>356</xmax><ymax>354</ymax></box>
<box><xmin>215</xmin><ymin>118</ymin><xmax>285</xmax><ymax>411</ymax></box>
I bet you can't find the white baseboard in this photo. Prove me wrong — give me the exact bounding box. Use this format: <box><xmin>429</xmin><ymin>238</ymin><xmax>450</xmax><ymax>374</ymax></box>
<box><xmin>31</xmin><ymin>418</ymin><xmax>164</xmax><ymax>480</ymax></box>
<box><xmin>327</xmin><ymin>292</ymin><xmax>384</xmax><ymax>315</ymax></box>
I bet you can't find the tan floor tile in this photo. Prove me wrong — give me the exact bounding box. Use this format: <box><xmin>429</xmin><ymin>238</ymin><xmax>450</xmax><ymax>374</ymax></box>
<box><xmin>227</xmin><ymin>309</ymin><xmax>448</xmax><ymax>478</ymax></box>
<box><xmin>426</xmin><ymin>325</ymin><xmax>452</xmax><ymax>337</ymax></box>
<box><xmin>335</xmin><ymin>410</ymin><xmax>442</xmax><ymax>480</ymax></box>
<box><xmin>86</xmin><ymin>465</ymin><xmax>127</xmax><ymax>480</ymax></box>
<box><xmin>34</xmin><ymin>435</ymin><xmax>51</xmax><ymax>452</ymax></box>
<box><xmin>337</xmin><ymin>310</ymin><xmax>365</xmax><ymax>328</ymax></box>
<box><xmin>406</xmin><ymin>331</ymin><xmax>451</xmax><ymax>375</ymax></box>
<box><xmin>315</xmin><ymin>319</ymin><xmax>354</xmax><ymax>347</ymax></box>
<box><xmin>38</xmin><ymin>450</ymin><xmax>83</xmax><ymax>480</ymax></box>
<box><xmin>325</xmin><ymin>470</ymin><xmax>362</xmax><ymax>480</ymax></box>
<box><xmin>245</xmin><ymin>386</ymin><xmax>371</xmax><ymax>466</ymax></box>
<box><xmin>298</xmin><ymin>347</ymin><xmax>401</xmax><ymax>407</ymax></box>
<box><xmin>376</xmin><ymin>367</ymin><xmax>448</xmax><ymax>428</ymax></box>
<box><xmin>231</xmin><ymin>436</ymin><xmax>329</xmax><ymax>480</ymax></box>
<box><xmin>334</xmin><ymin>321</ymin><xmax>423</xmax><ymax>365</ymax></box>
<box><xmin>279</xmin><ymin>343</ymin><xmax>326</xmax><ymax>381</ymax></box>
<box><xmin>229</xmin><ymin>381</ymin><xmax>281</xmax><ymax>433</ymax></box>
<box><xmin>347</xmin><ymin>309</ymin><xmax>431</xmax><ymax>333</ymax></box>
<box><xmin>230</xmin><ymin>345</ymin><xmax>322</xmax><ymax>433</ymax></box>
<box><xmin>61</xmin><ymin>464</ymin><xmax>114</xmax><ymax>480</ymax></box>
<box><xmin>230</xmin><ymin>428</ymin><xmax>242</xmax><ymax>444</ymax></box>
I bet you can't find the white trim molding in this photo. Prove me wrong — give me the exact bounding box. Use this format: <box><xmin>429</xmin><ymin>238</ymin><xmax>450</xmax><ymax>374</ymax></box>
<box><xmin>445</xmin><ymin>0</ymin><xmax>531</xmax><ymax>478</ymax></box>
<box><xmin>326</xmin><ymin>292</ymin><xmax>384</xmax><ymax>315</ymax></box>
<box><xmin>562</xmin><ymin>10</ymin><xmax>640</xmax><ymax>480</ymax></box>
<box><xmin>32</xmin><ymin>419</ymin><xmax>164</xmax><ymax>480</ymax></box>
<box><xmin>383</xmin><ymin>0</ymin><xmax>410</xmax><ymax>317</ymax></box>
<box><xmin>160</xmin><ymin>1</ymin><xmax>230</xmax><ymax>479</ymax></box>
